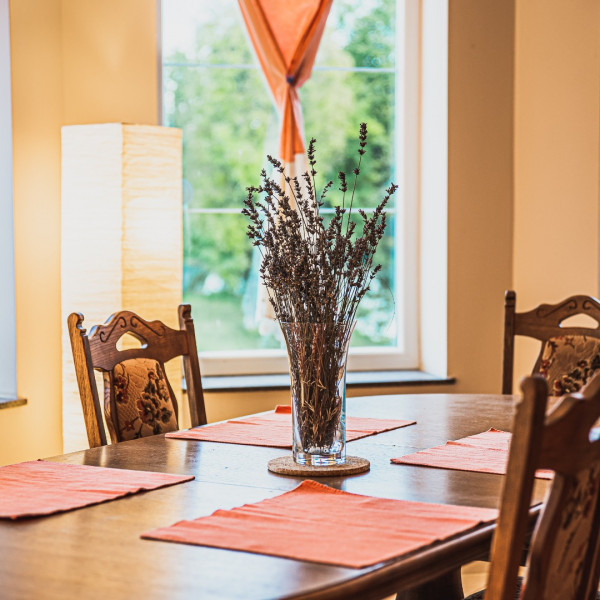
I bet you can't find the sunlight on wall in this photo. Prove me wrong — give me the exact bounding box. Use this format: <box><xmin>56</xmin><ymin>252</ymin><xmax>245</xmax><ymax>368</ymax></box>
<box><xmin>1</xmin><ymin>0</ymin><xmax>160</xmax><ymax>465</ymax></box>
<box><xmin>512</xmin><ymin>0</ymin><xmax>600</xmax><ymax>385</ymax></box>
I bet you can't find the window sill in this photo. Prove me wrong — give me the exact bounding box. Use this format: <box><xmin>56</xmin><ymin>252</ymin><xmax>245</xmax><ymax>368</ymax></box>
<box><xmin>0</xmin><ymin>396</ymin><xmax>26</xmax><ymax>410</ymax></box>
<box><xmin>201</xmin><ymin>370</ymin><xmax>455</xmax><ymax>393</ymax></box>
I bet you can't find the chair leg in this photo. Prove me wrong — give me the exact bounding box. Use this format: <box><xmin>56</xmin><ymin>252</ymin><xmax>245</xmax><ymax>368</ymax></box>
<box><xmin>395</xmin><ymin>568</ymin><xmax>464</xmax><ymax>600</ymax></box>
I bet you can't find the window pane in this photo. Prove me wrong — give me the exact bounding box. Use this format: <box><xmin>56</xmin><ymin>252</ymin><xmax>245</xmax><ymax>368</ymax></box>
<box><xmin>184</xmin><ymin>212</ymin><xmax>281</xmax><ymax>351</ymax></box>
<box><xmin>354</xmin><ymin>212</ymin><xmax>397</xmax><ymax>347</ymax></box>
<box><xmin>184</xmin><ymin>210</ymin><xmax>397</xmax><ymax>352</ymax></box>
<box><xmin>319</xmin><ymin>211</ymin><xmax>397</xmax><ymax>348</ymax></box>
<box><xmin>164</xmin><ymin>64</ymin><xmax>277</xmax><ymax>209</ymax></box>
<box><xmin>302</xmin><ymin>70</ymin><xmax>396</xmax><ymax>209</ymax></box>
<box><xmin>162</xmin><ymin>0</ymin><xmax>247</xmax><ymax>63</ymax></box>
<box><xmin>163</xmin><ymin>0</ymin><xmax>400</xmax><ymax>356</ymax></box>
<box><xmin>316</xmin><ymin>0</ymin><xmax>396</xmax><ymax>70</ymax></box>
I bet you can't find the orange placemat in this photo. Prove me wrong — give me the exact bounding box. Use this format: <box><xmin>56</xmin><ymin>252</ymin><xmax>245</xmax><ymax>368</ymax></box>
<box><xmin>0</xmin><ymin>460</ymin><xmax>194</xmax><ymax>519</ymax></box>
<box><xmin>166</xmin><ymin>405</ymin><xmax>415</xmax><ymax>448</ymax></box>
<box><xmin>142</xmin><ymin>479</ymin><xmax>497</xmax><ymax>568</ymax></box>
<box><xmin>391</xmin><ymin>428</ymin><xmax>553</xmax><ymax>479</ymax></box>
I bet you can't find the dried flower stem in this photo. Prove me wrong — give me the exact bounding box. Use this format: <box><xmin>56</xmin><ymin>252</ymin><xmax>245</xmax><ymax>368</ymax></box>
<box><xmin>242</xmin><ymin>124</ymin><xmax>398</xmax><ymax>454</ymax></box>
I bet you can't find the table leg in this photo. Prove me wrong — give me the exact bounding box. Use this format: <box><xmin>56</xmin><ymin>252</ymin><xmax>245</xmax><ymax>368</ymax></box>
<box><xmin>395</xmin><ymin>568</ymin><xmax>464</xmax><ymax>600</ymax></box>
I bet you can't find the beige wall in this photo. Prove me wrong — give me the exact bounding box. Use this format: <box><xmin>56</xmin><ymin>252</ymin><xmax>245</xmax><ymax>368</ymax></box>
<box><xmin>61</xmin><ymin>0</ymin><xmax>159</xmax><ymax>126</ymax></box>
<box><xmin>4</xmin><ymin>0</ymin><xmax>64</xmax><ymax>466</ymax></box>
<box><xmin>512</xmin><ymin>0</ymin><xmax>600</xmax><ymax>386</ymax></box>
<box><xmin>2</xmin><ymin>0</ymin><xmax>159</xmax><ymax>465</ymax></box>
<box><xmin>3</xmin><ymin>0</ymin><xmax>600</xmax><ymax>464</ymax></box>
<box><xmin>447</xmin><ymin>0</ymin><xmax>515</xmax><ymax>394</ymax></box>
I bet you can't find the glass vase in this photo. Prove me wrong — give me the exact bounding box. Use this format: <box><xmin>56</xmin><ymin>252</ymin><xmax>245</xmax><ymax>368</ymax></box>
<box><xmin>279</xmin><ymin>321</ymin><xmax>355</xmax><ymax>466</ymax></box>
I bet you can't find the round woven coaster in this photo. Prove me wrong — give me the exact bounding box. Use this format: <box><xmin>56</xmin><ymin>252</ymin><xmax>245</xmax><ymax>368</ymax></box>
<box><xmin>267</xmin><ymin>455</ymin><xmax>370</xmax><ymax>477</ymax></box>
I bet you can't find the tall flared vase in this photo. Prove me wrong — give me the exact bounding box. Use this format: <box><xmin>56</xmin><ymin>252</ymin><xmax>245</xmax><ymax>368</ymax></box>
<box><xmin>279</xmin><ymin>321</ymin><xmax>355</xmax><ymax>466</ymax></box>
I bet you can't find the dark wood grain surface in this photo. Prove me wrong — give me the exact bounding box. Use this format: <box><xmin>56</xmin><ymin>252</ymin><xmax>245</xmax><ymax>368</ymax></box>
<box><xmin>0</xmin><ymin>393</ymin><xmax>549</xmax><ymax>600</ymax></box>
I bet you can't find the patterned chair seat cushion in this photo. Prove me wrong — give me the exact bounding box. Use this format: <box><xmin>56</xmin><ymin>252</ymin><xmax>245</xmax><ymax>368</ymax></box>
<box><xmin>104</xmin><ymin>358</ymin><xmax>178</xmax><ymax>442</ymax></box>
<box><xmin>538</xmin><ymin>335</ymin><xmax>600</xmax><ymax>396</ymax></box>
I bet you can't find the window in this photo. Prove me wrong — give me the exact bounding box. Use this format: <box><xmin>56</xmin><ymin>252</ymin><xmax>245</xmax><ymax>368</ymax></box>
<box><xmin>0</xmin><ymin>0</ymin><xmax>17</xmax><ymax>398</ymax></box>
<box><xmin>162</xmin><ymin>0</ymin><xmax>418</xmax><ymax>375</ymax></box>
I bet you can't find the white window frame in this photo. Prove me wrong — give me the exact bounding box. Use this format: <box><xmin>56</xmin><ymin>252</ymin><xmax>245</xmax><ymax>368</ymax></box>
<box><xmin>0</xmin><ymin>0</ymin><xmax>17</xmax><ymax>397</ymax></box>
<box><xmin>161</xmin><ymin>0</ymin><xmax>421</xmax><ymax>376</ymax></box>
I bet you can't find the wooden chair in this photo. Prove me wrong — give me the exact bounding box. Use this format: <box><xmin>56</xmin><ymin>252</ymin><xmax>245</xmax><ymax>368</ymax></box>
<box><xmin>68</xmin><ymin>304</ymin><xmax>207</xmax><ymax>448</ymax></box>
<box><xmin>466</xmin><ymin>373</ymin><xmax>600</xmax><ymax>600</ymax></box>
<box><xmin>502</xmin><ymin>290</ymin><xmax>600</xmax><ymax>394</ymax></box>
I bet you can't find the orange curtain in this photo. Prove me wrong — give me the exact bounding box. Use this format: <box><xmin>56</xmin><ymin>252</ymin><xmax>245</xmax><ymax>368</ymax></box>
<box><xmin>238</xmin><ymin>0</ymin><xmax>334</xmax><ymax>165</ymax></box>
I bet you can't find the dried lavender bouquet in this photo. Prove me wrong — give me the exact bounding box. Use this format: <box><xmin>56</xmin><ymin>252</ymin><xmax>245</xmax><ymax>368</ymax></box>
<box><xmin>243</xmin><ymin>124</ymin><xmax>397</xmax><ymax>459</ymax></box>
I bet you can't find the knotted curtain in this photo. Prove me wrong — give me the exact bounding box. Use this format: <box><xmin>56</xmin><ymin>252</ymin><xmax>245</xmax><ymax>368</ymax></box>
<box><xmin>238</xmin><ymin>0</ymin><xmax>334</xmax><ymax>169</ymax></box>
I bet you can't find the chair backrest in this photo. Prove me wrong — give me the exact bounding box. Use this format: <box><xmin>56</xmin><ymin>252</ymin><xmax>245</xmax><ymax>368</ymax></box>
<box><xmin>68</xmin><ymin>304</ymin><xmax>207</xmax><ymax>448</ymax></box>
<box><xmin>502</xmin><ymin>290</ymin><xmax>600</xmax><ymax>394</ymax></box>
<box><xmin>485</xmin><ymin>373</ymin><xmax>600</xmax><ymax>600</ymax></box>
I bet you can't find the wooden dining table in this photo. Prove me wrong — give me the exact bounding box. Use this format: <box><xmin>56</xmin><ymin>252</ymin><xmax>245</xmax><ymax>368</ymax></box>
<box><xmin>0</xmin><ymin>393</ymin><xmax>550</xmax><ymax>600</ymax></box>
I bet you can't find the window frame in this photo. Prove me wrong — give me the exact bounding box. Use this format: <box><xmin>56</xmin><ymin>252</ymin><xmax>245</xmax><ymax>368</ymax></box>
<box><xmin>160</xmin><ymin>0</ymin><xmax>421</xmax><ymax>376</ymax></box>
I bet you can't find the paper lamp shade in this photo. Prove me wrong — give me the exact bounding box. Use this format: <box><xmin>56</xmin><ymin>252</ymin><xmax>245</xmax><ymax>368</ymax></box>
<box><xmin>61</xmin><ymin>124</ymin><xmax>183</xmax><ymax>452</ymax></box>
